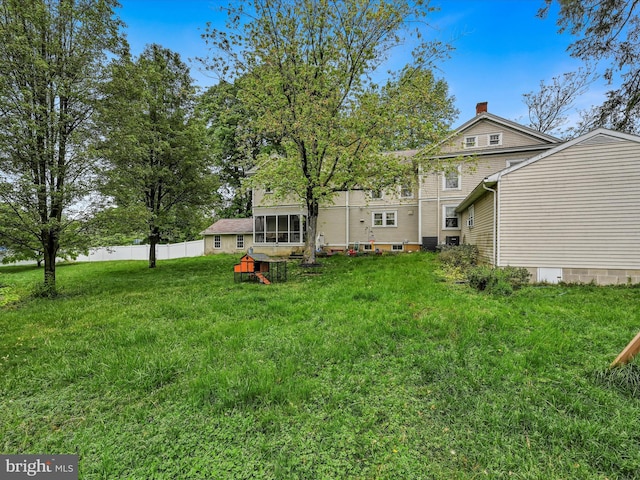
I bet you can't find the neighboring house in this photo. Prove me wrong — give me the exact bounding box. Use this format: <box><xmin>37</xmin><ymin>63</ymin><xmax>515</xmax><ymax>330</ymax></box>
<box><xmin>201</xmin><ymin>218</ymin><xmax>253</xmax><ymax>254</ymax></box>
<box><xmin>456</xmin><ymin>128</ymin><xmax>640</xmax><ymax>285</ymax></box>
<box><xmin>249</xmin><ymin>102</ymin><xmax>560</xmax><ymax>256</ymax></box>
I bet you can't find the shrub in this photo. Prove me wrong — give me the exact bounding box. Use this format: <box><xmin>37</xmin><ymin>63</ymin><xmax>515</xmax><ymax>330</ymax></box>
<box><xmin>437</xmin><ymin>244</ymin><xmax>479</xmax><ymax>269</ymax></box>
<box><xmin>467</xmin><ymin>265</ymin><xmax>531</xmax><ymax>295</ymax></box>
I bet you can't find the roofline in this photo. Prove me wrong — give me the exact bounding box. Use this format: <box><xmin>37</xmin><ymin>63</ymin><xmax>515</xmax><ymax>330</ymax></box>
<box><xmin>449</xmin><ymin>112</ymin><xmax>561</xmax><ymax>145</ymax></box>
<box><xmin>485</xmin><ymin>127</ymin><xmax>640</xmax><ymax>183</ymax></box>
<box><xmin>429</xmin><ymin>143</ymin><xmax>555</xmax><ymax>160</ymax></box>
<box><xmin>456</xmin><ymin>127</ymin><xmax>640</xmax><ymax>212</ymax></box>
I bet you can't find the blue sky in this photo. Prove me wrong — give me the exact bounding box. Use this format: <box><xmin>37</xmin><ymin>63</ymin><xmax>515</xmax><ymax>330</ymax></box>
<box><xmin>116</xmin><ymin>0</ymin><xmax>607</xmax><ymax>128</ymax></box>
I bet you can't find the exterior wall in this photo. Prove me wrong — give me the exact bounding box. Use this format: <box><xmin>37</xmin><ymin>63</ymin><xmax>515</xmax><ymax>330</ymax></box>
<box><xmin>563</xmin><ymin>268</ymin><xmax>640</xmax><ymax>285</ymax></box>
<box><xmin>460</xmin><ymin>191</ymin><xmax>495</xmax><ymax>265</ymax></box>
<box><xmin>204</xmin><ymin>234</ymin><xmax>253</xmax><ymax>255</ymax></box>
<box><xmin>498</xmin><ymin>138</ymin><xmax>640</xmax><ymax>271</ymax></box>
<box><xmin>419</xmin><ymin>152</ymin><xmax>537</xmax><ymax>245</ymax></box>
<box><xmin>440</xmin><ymin>119</ymin><xmax>555</xmax><ymax>154</ymax></box>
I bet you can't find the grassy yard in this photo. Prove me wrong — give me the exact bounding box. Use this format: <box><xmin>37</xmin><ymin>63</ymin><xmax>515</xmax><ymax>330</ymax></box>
<box><xmin>1</xmin><ymin>253</ymin><xmax>639</xmax><ymax>479</ymax></box>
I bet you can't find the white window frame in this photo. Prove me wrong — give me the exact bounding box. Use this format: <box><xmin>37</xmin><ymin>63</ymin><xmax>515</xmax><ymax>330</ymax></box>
<box><xmin>214</xmin><ymin>235</ymin><xmax>221</xmax><ymax>249</ymax></box>
<box><xmin>467</xmin><ymin>205</ymin><xmax>475</xmax><ymax>228</ymax></box>
<box><xmin>464</xmin><ymin>135</ymin><xmax>477</xmax><ymax>148</ymax></box>
<box><xmin>443</xmin><ymin>205</ymin><xmax>460</xmax><ymax>230</ymax></box>
<box><xmin>370</xmin><ymin>189</ymin><xmax>383</xmax><ymax>200</ymax></box>
<box><xmin>399</xmin><ymin>182</ymin><xmax>413</xmax><ymax>198</ymax></box>
<box><xmin>372</xmin><ymin>210</ymin><xmax>397</xmax><ymax>227</ymax></box>
<box><xmin>236</xmin><ymin>235</ymin><xmax>244</xmax><ymax>249</ymax></box>
<box><xmin>392</xmin><ymin>244</ymin><xmax>403</xmax><ymax>251</ymax></box>
<box><xmin>443</xmin><ymin>166</ymin><xmax>461</xmax><ymax>191</ymax></box>
<box><xmin>488</xmin><ymin>133</ymin><xmax>502</xmax><ymax>146</ymax></box>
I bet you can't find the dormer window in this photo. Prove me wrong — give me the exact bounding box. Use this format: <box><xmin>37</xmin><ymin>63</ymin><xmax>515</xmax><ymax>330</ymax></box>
<box><xmin>464</xmin><ymin>136</ymin><xmax>477</xmax><ymax>148</ymax></box>
<box><xmin>489</xmin><ymin>133</ymin><xmax>502</xmax><ymax>146</ymax></box>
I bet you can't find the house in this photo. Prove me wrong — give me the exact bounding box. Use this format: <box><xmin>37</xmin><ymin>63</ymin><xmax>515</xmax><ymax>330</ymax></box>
<box><xmin>248</xmin><ymin>102</ymin><xmax>561</xmax><ymax>256</ymax></box>
<box><xmin>456</xmin><ymin>128</ymin><xmax>640</xmax><ymax>285</ymax></box>
<box><xmin>201</xmin><ymin>218</ymin><xmax>253</xmax><ymax>254</ymax></box>
<box><xmin>207</xmin><ymin>103</ymin><xmax>640</xmax><ymax>284</ymax></box>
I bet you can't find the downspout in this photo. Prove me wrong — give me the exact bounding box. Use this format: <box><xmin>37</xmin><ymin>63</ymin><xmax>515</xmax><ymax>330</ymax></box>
<box><xmin>418</xmin><ymin>168</ymin><xmax>423</xmax><ymax>246</ymax></box>
<box><xmin>436</xmin><ymin>173</ymin><xmax>441</xmax><ymax>244</ymax></box>
<box><xmin>482</xmin><ymin>182</ymin><xmax>498</xmax><ymax>266</ymax></box>
<box><xmin>345</xmin><ymin>190</ymin><xmax>350</xmax><ymax>249</ymax></box>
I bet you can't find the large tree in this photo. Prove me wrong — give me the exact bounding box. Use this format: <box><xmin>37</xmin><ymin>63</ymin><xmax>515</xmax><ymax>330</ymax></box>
<box><xmin>522</xmin><ymin>68</ymin><xmax>593</xmax><ymax>138</ymax></box>
<box><xmin>97</xmin><ymin>44</ymin><xmax>217</xmax><ymax>268</ymax></box>
<box><xmin>202</xmin><ymin>0</ymin><xmax>456</xmax><ymax>264</ymax></box>
<box><xmin>198</xmin><ymin>79</ymin><xmax>281</xmax><ymax>219</ymax></box>
<box><xmin>0</xmin><ymin>0</ymin><xmax>123</xmax><ymax>293</ymax></box>
<box><xmin>540</xmin><ymin>0</ymin><xmax>640</xmax><ymax>133</ymax></box>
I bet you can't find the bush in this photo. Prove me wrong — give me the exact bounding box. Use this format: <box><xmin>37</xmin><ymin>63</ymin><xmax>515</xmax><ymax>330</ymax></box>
<box><xmin>437</xmin><ymin>244</ymin><xmax>479</xmax><ymax>269</ymax></box>
<box><xmin>467</xmin><ymin>265</ymin><xmax>531</xmax><ymax>295</ymax></box>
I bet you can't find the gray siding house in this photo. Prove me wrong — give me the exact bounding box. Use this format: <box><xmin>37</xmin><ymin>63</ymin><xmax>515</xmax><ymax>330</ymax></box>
<box><xmin>456</xmin><ymin>128</ymin><xmax>640</xmax><ymax>285</ymax></box>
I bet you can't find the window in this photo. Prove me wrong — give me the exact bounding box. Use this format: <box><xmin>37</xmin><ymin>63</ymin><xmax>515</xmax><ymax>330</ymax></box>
<box><xmin>464</xmin><ymin>136</ymin><xmax>477</xmax><ymax>148</ymax></box>
<box><xmin>467</xmin><ymin>205</ymin><xmax>475</xmax><ymax>228</ymax></box>
<box><xmin>372</xmin><ymin>211</ymin><xmax>397</xmax><ymax>227</ymax></box>
<box><xmin>400</xmin><ymin>182</ymin><xmax>413</xmax><ymax>198</ymax></box>
<box><xmin>443</xmin><ymin>206</ymin><xmax>459</xmax><ymax>229</ymax></box>
<box><xmin>236</xmin><ymin>235</ymin><xmax>244</xmax><ymax>249</ymax></box>
<box><xmin>392</xmin><ymin>244</ymin><xmax>403</xmax><ymax>251</ymax></box>
<box><xmin>370</xmin><ymin>189</ymin><xmax>383</xmax><ymax>200</ymax></box>
<box><xmin>443</xmin><ymin>166</ymin><xmax>461</xmax><ymax>190</ymax></box>
<box><xmin>363</xmin><ymin>243</ymin><xmax>372</xmax><ymax>251</ymax></box>
<box><xmin>489</xmin><ymin>133</ymin><xmax>502</xmax><ymax>146</ymax></box>
<box><xmin>214</xmin><ymin>235</ymin><xmax>221</xmax><ymax>249</ymax></box>
<box><xmin>254</xmin><ymin>214</ymin><xmax>306</xmax><ymax>243</ymax></box>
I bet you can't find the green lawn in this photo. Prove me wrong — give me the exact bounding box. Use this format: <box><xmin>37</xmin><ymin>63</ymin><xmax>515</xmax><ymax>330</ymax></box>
<box><xmin>1</xmin><ymin>254</ymin><xmax>639</xmax><ymax>479</ymax></box>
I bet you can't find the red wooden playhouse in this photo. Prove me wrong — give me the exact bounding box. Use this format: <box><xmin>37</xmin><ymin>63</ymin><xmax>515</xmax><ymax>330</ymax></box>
<box><xmin>233</xmin><ymin>252</ymin><xmax>287</xmax><ymax>284</ymax></box>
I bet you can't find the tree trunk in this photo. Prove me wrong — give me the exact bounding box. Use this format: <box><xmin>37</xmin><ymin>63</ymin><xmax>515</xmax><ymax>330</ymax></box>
<box><xmin>149</xmin><ymin>227</ymin><xmax>159</xmax><ymax>269</ymax></box>
<box><xmin>42</xmin><ymin>228</ymin><xmax>59</xmax><ymax>295</ymax></box>
<box><xmin>303</xmin><ymin>199</ymin><xmax>319</xmax><ymax>265</ymax></box>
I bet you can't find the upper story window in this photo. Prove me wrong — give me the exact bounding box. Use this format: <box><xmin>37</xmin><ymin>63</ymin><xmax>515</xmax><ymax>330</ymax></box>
<box><xmin>464</xmin><ymin>136</ymin><xmax>477</xmax><ymax>148</ymax></box>
<box><xmin>370</xmin><ymin>189</ymin><xmax>383</xmax><ymax>200</ymax></box>
<box><xmin>443</xmin><ymin>166</ymin><xmax>461</xmax><ymax>190</ymax></box>
<box><xmin>399</xmin><ymin>182</ymin><xmax>413</xmax><ymax>198</ymax></box>
<box><xmin>489</xmin><ymin>133</ymin><xmax>502</xmax><ymax>146</ymax></box>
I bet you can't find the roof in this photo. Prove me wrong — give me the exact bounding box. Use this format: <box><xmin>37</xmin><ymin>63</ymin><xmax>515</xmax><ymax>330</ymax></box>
<box><xmin>456</xmin><ymin>128</ymin><xmax>640</xmax><ymax>212</ymax></box>
<box><xmin>452</xmin><ymin>112</ymin><xmax>561</xmax><ymax>145</ymax></box>
<box><xmin>243</xmin><ymin>252</ymin><xmax>273</xmax><ymax>262</ymax></box>
<box><xmin>200</xmin><ymin>218</ymin><xmax>253</xmax><ymax>235</ymax></box>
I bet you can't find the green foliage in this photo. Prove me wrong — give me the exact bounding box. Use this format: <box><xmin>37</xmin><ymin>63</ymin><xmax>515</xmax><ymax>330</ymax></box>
<box><xmin>437</xmin><ymin>244</ymin><xmax>479</xmax><ymax>269</ymax></box>
<box><xmin>467</xmin><ymin>265</ymin><xmax>531</xmax><ymax>295</ymax></box>
<box><xmin>202</xmin><ymin>0</ymin><xmax>457</xmax><ymax>263</ymax></box>
<box><xmin>0</xmin><ymin>0</ymin><xmax>125</xmax><ymax>291</ymax></box>
<box><xmin>96</xmin><ymin>44</ymin><xmax>218</xmax><ymax>267</ymax></box>
<box><xmin>540</xmin><ymin>0</ymin><xmax>640</xmax><ymax>133</ymax></box>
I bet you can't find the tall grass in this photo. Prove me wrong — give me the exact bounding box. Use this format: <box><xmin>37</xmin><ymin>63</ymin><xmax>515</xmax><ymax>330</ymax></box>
<box><xmin>1</xmin><ymin>254</ymin><xmax>639</xmax><ymax>478</ymax></box>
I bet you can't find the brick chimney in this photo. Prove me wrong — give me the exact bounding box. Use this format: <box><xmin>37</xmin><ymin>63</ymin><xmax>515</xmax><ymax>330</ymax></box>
<box><xmin>476</xmin><ymin>102</ymin><xmax>488</xmax><ymax>115</ymax></box>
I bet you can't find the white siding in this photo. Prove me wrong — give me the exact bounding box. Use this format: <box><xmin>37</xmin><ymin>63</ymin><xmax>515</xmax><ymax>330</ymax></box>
<box><xmin>499</xmin><ymin>142</ymin><xmax>640</xmax><ymax>269</ymax></box>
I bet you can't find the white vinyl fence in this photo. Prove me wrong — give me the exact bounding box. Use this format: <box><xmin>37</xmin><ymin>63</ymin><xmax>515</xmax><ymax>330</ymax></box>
<box><xmin>75</xmin><ymin>240</ymin><xmax>204</xmax><ymax>263</ymax></box>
